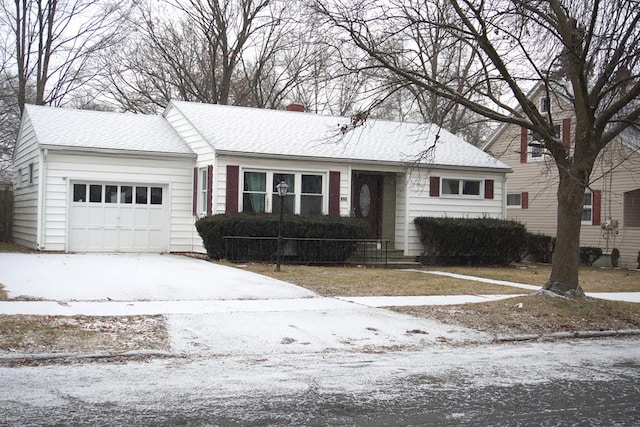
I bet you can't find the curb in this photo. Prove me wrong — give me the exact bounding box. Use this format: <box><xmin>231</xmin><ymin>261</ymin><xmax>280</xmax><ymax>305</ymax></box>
<box><xmin>0</xmin><ymin>349</ymin><xmax>176</xmax><ymax>363</ymax></box>
<box><xmin>496</xmin><ymin>328</ymin><xmax>640</xmax><ymax>342</ymax></box>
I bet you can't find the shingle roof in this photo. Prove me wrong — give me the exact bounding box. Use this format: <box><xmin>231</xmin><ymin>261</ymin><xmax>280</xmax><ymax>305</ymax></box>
<box><xmin>169</xmin><ymin>101</ymin><xmax>510</xmax><ymax>170</ymax></box>
<box><xmin>24</xmin><ymin>105</ymin><xmax>194</xmax><ymax>156</ymax></box>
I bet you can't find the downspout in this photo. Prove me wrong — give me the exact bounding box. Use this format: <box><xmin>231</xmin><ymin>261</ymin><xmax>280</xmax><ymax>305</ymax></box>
<box><xmin>404</xmin><ymin>173</ymin><xmax>410</xmax><ymax>255</ymax></box>
<box><xmin>502</xmin><ymin>174</ymin><xmax>508</xmax><ymax>219</ymax></box>
<box><xmin>37</xmin><ymin>148</ymin><xmax>47</xmax><ymax>250</ymax></box>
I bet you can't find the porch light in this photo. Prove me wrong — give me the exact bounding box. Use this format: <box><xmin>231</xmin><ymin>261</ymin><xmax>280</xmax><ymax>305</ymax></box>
<box><xmin>275</xmin><ymin>181</ymin><xmax>289</xmax><ymax>272</ymax></box>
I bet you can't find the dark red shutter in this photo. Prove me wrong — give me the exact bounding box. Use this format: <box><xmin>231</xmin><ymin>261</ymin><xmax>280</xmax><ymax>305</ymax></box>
<box><xmin>226</xmin><ymin>165</ymin><xmax>239</xmax><ymax>213</ymax></box>
<box><xmin>192</xmin><ymin>167</ymin><xmax>198</xmax><ymax>216</ymax></box>
<box><xmin>329</xmin><ymin>171</ymin><xmax>340</xmax><ymax>216</ymax></box>
<box><xmin>521</xmin><ymin>192</ymin><xmax>529</xmax><ymax>209</ymax></box>
<box><xmin>484</xmin><ymin>179</ymin><xmax>494</xmax><ymax>199</ymax></box>
<box><xmin>592</xmin><ymin>190</ymin><xmax>601</xmax><ymax>226</ymax></box>
<box><xmin>430</xmin><ymin>176</ymin><xmax>440</xmax><ymax>197</ymax></box>
<box><xmin>562</xmin><ymin>118</ymin><xmax>571</xmax><ymax>154</ymax></box>
<box><xmin>520</xmin><ymin>127</ymin><xmax>528</xmax><ymax>163</ymax></box>
<box><xmin>206</xmin><ymin>164</ymin><xmax>213</xmax><ymax>216</ymax></box>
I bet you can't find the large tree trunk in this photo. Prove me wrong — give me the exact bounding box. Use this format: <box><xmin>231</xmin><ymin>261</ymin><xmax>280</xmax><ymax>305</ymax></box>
<box><xmin>544</xmin><ymin>168</ymin><xmax>586</xmax><ymax>297</ymax></box>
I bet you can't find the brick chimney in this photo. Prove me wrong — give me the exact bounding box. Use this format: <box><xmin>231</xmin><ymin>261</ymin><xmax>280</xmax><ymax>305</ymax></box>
<box><xmin>285</xmin><ymin>103</ymin><xmax>305</xmax><ymax>112</ymax></box>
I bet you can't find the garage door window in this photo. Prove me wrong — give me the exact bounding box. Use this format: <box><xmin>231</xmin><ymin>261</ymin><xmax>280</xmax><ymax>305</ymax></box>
<box><xmin>73</xmin><ymin>184</ymin><xmax>162</xmax><ymax>205</ymax></box>
<box><xmin>73</xmin><ymin>184</ymin><xmax>87</xmax><ymax>202</ymax></box>
<box><xmin>105</xmin><ymin>185</ymin><xmax>118</xmax><ymax>203</ymax></box>
<box><xmin>120</xmin><ymin>186</ymin><xmax>133</xmax><ymax>203</ymax></box>
<box><xmin>151</xmin><ymin>187</ymin><xmax>163</xmax><ymax>205</ymax></box>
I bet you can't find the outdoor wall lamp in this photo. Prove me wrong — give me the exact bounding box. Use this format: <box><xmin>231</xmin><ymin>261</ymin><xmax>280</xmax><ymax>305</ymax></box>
<box><xmin>275</xmin><ymin>180</ymin><xmax>289</xmax><ymax>272</ymax></box>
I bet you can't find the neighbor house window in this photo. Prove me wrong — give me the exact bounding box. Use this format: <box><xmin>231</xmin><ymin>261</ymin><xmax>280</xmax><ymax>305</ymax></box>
<box><xmin>242</xmin><ymin>170</ymin><xmax>325</xmax><ymax>215</ymax></box>
<box><xmin>623</xmin><ymin>189</ymin><xmax>640</xmax><ymax>227</ymax></box>
<box><xmin>28</xmin><ymin>163</ymin><xmax>34</xmax><ymax>184</ymax></box>
<box><xmin>507</xmin><ymin>193</ymin><xmax>522</xmax><ymax>208</ymax></box>
<box><xmin>540</xmin><ymin>97</ymin><xmax>550</xmax><ymax>113</ymax></box>
<box><xmin>442</xmin><ymin>178</ymin><xmax>481</xmax><ymax>197</ymax></box>
<box><xmin>582</xmin><ymin>191</ymin><xmax>593</xmax><ymax>223</ymax></box>
<box><xmin>529</xmin><ymin>124</ymin><xmax>560</xmax><ymax>161</ymax></box>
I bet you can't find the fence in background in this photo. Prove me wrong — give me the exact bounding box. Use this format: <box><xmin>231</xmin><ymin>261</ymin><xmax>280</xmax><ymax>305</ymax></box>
<box><xmin>0</xmin><ymin>188</ymin><xmax>13</xmax><ymax>242</ymax></box>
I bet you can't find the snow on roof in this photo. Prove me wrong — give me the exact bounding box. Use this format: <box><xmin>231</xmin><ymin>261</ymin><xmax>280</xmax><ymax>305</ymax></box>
<box><xmin>24</xmin><ymin>104</ymin><xmax>194</xmax><ymax>156</ymax></box>
<box><xmin>169</xmin><ymin>101</ymin><xmax>510</xmax><ymax>170</ymax></box>
<box><xmin>618</xmin><ymin>124</ymin><xmax>640</xmax><ymax>151</ymax></box>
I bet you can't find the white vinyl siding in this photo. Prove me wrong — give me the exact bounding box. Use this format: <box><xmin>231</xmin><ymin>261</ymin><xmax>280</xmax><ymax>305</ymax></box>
<box><xmin>42</xmin><ymin>151</ymin><xmax>195</xmax><ymax>252</ymax></box>
<box><xmin>12</xmin><ymin>114</ymin><xmax>40</xmax><ymax>249</ymax></box>
<box><xmin>399</xmin><ymin>169</ymin><xmax>505</xmax><ymax>257</ymax></box>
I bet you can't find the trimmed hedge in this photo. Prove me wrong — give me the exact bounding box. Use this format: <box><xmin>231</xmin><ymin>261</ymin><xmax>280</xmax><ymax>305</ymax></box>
<box><xmin>525</xmin><ymin>233</ymin><xmax>555</xmax><ymax>263</ymax></box>
<box><xmin>414</xmin><ymin>217</ymin><xmax>527</xmax><ymax>266</ymax></box>
<box><xmin>195</xmin><ymin>213</ymin><xmax>369</xmax><ymax>262</ymax></box>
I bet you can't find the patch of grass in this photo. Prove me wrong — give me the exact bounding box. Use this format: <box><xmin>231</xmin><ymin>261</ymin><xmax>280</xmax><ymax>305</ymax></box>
<box><xmin>434</xmin><ymin>264</ymin><xmax>640</xmax><ymax>292</ymax></box>
<box><xmin>0</xmin><ymin>315</ymin><xmax>170</xmax><ymax>354</ymax></box>
<box><xmin>393</xmin><ymin>294</ymin><xmax>640</xmax><ymax>336</ymax></box>
<box><xmin>0</xmin><ymin>242</ymin><xmax>33</xmax><ymax>253</ymax></box>
<box><xmin>231</xmin><ymin>263</ymin><xmax>525</xmax><ymax>296</ymax></box>
<box><xmin>0</xmin><ymin>284</ymin><xmax>7</xmax><ymax>300</ymax></box>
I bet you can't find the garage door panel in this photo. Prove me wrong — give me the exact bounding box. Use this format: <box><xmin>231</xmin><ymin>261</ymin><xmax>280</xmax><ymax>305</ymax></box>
<box><xmin>69</xmin><ymin>182</ymin><xmax>168</xmax><ymax>253</ymax></box>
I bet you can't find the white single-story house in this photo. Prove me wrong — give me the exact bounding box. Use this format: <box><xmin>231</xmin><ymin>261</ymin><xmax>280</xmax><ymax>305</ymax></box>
<box><xmin>12</xmin><ymin>102</ymin><xmax>511</xmax><ymax>257</ymax></box>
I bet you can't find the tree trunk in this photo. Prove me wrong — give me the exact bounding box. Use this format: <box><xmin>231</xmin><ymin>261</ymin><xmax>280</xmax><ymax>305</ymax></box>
<box><xmin>544</xmin><ymin>168</ymin><xmax>586</xmax><ymax>297</ymax></box>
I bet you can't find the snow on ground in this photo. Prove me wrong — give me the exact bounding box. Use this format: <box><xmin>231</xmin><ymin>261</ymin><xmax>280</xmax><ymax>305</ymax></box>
<box><xmin>0</xmin><ymin>253</ymin><xmax>314</xmax><ymax>301</ymax></box>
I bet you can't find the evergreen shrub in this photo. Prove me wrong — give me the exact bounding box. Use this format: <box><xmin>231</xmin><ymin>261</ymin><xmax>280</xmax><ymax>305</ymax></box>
<box><xmin>413</xmin><ymin>217</ymin><xmax>527</xmax><ymax>265</ymax></box>
<box><xmin>195</xmin><ymin>213</ymin><xmax>369</xmax><ymax>262</ymax></box>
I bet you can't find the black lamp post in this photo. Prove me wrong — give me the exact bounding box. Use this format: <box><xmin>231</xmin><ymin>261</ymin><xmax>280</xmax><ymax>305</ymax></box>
<box><xmin>275</xmin><ymin>180</ymin><xmax>288</xmax><ymax>272</ymax></box>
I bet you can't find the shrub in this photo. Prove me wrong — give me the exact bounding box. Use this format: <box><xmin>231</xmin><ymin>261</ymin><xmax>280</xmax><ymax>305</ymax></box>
<box><xmin>580</xmin><ymin>246</ymin><xmax>603</xmax><ymax>266</ymax></box>
<box><xmin>525</xmin><ymin>233</ymin><xmax>555</xmax><ymax>263</ymax></box>
<box><xmin>195</xmin><ymin>213</ymin><xmax>369</xmax><ymax>262</ymax></box>
<box><xmin>413</xmin><ymin>217</ymin><xmax>527</xmax><ymax>266</ymax></box>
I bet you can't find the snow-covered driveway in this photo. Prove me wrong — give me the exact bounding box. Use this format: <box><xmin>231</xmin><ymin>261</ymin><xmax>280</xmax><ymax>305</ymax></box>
<box><xmin>0</xmin><ymin>253</ymin><xmax>314</xmax><ymax>301</ymax></box>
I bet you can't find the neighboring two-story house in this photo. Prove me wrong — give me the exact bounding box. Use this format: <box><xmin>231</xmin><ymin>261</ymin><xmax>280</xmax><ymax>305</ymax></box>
<box><xmin>484</xmin><ymin>85</ymin><xmax>640</xmax><ymax>268</ymax></box>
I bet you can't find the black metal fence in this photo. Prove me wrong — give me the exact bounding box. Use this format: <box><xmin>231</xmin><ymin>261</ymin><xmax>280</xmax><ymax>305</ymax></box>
<box><xmin>0</xmin><ymin>188</ymin><xmax>12</xmax><ymax>242</ymax></box>
<box><xmin>224</xmin><ymin>236</ymin><xmax>390</xmax><ymax>265</ymax></box>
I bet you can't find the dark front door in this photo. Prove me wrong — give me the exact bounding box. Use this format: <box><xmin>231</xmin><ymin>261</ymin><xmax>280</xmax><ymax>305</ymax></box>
<box><xmin>353</xmin><ymin>174</ymin><xmax>380</xmax><ymax>239</ymax></box>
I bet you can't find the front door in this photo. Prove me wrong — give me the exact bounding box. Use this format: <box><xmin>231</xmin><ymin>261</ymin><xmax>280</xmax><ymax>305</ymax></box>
<box><xmin>352</xmin><ymin>174</ymin><xmax>380</xmax><ymax>239</ymax></box>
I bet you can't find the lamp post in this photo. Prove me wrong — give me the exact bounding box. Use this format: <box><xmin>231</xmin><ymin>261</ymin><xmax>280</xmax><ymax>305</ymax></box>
<box><xmin>275</xmin><ymin>180</ymin><xmax>288</xmax><ymax>272</ymax></box>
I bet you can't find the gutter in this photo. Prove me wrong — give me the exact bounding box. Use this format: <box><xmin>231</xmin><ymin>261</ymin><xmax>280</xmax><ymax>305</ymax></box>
<box><xmin>38</xmin><ymin>145</ymin><xmax>197</xmax><ymax>159</ymax></box>
<box><xmin>215</xmin><ymin>149</ymin><xmax>512</xmax><ymax>174</ymax></box>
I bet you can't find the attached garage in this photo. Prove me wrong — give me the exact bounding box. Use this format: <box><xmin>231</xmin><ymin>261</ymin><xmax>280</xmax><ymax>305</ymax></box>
<box><xmin>12</xmin><ymin>105</ymin><xmax>198</xmax><ymax>253</ymax></box>
<box><xmin>69</xmin><ymin>182</ymin><xmax>169</xmax><ymax>252</ymax></box>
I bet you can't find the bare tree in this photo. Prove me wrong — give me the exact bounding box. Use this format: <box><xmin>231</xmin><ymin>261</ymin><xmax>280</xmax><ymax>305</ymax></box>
<box><xmin>1</xmin><ymin>0</ymin><xmax>130</xmax><ymax>111</ymax></box>
<box><xmin>312</xmin><ymin>0</ymin><xmax>640</xmax><ymax>296</ymax></box>
<box><xmin>99</xmin><ymin>0</ymin><xmax>305</xmax><ymax>112</ymax></box>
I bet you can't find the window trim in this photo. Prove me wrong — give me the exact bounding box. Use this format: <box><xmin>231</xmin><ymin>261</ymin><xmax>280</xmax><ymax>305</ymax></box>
<box><xmin>581</xmin><ymin>191</ymin><xmax>593</xmax><ymax>224</ymax></box>
<box><xmin>528</xmin><ymin>124</ymin><xmax>560</xmax><ymax>162</ymax></box>
<box><xmin>506</xmin><ymin>193</ymin><xmax>522</xmax><ymax>208</ymax></box>
<box><xmin>240</xmin><ymin>169</ymin><xmax>327</xmax><ymax>215</ymax></box>
<box><xmin>198</xmin><ymin>167</ymin><xmax>208</xmax><ymax>215</ymax></box>
<box><xmin>440</xmin><ymin>178</ymin><xmax>483</xmax><ymax>198</ymax></box>
<box><xmin>540</xmin><ymin>97</ymin><xmax>550</xmax><ymax>113</ymax></box>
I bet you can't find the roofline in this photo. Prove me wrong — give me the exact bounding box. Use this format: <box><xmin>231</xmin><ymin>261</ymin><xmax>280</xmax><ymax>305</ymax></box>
<box><xmin>39</xmin><ymin>144</ymin><xmax>197</xmax><ymax>159</ymax></box>
<box><xmin>215</xmin><ymin>149</ymin><xmax>511</xmax><ymax>174</ymax></box>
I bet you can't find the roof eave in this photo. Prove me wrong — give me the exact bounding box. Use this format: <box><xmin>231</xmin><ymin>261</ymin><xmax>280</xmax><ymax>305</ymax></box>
<box><xmin>39</xmin><ymin>144</ymin><xmax>197</xmax><ymax>159</ymax></box>
<box><xmin>215</xmin><ymin>149</ymin><xmax>511</xmax><ymax>173</ymax></box>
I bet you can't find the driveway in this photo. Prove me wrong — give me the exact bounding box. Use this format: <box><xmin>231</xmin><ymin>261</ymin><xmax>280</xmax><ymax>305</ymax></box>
<box><xmin>0</xmin><ymin>253</ymin><xmax>314</xmax><ymax>301</ymax></box>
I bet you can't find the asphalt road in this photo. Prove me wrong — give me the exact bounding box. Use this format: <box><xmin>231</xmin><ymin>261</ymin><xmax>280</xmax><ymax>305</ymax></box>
<box><xmin>2</xmin><ymin>339</ymin><xmax>639</xmax><ymax>426</ymax></box>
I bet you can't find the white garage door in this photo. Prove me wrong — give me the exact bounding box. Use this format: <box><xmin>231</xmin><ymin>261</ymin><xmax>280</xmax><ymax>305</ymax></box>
<box><xmin>69</xmin><ymin>182</ymin><xmax>168</xmax><ymax>252</ymax></box>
